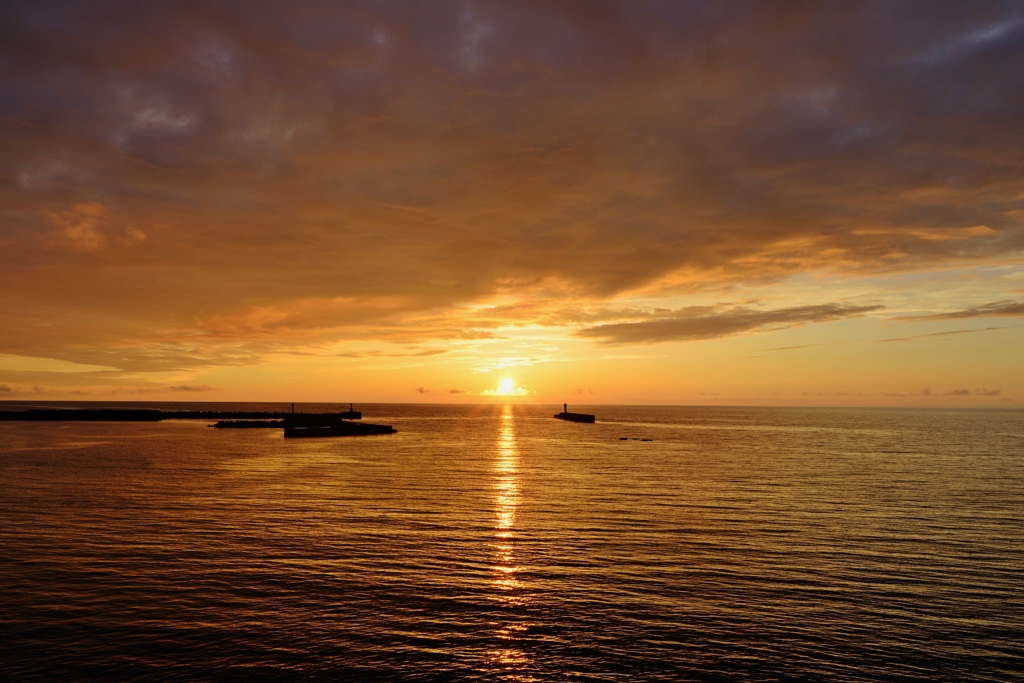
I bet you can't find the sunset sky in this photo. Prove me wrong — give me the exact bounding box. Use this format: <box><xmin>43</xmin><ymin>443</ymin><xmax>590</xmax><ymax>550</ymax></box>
<box><xmin>1</xmin><ymin>1</ymin><xmax>1022</xmax><ymax>406</ymax></box>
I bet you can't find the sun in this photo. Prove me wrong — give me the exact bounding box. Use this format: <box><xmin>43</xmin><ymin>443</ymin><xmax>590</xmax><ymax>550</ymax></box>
<box><xmin>482</xmin><ymin>378</ymin><xmax>531</xmax><ymax>397</ymax></box>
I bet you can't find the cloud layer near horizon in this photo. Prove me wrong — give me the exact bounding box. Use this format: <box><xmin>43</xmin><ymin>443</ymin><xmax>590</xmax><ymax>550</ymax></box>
<box><xmin>1</xmin><ymin>1</ymin><xmax>1023</xmax><ymax>375</ymax></box>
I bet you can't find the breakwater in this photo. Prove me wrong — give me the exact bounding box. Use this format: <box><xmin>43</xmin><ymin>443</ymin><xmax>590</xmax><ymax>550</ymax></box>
<box><xmin>1</xmin><ymin>409</ymin><xmax>320</xmax><ymax>422</ymax></box>
<box><xmin>0</xmin><ymin>407</ymin><xmax>396</xmax><ymax>437</ymax></box>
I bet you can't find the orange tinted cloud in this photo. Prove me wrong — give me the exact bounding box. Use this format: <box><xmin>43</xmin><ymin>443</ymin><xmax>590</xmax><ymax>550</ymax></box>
<box><xmin>0</xmin><ymin>2</ymin><xmax>1022</xmax><ymax>399</ymax></box>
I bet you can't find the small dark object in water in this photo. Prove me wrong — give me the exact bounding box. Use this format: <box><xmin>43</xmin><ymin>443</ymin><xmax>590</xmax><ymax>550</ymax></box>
<box><xmin>213</xmin><ymin>410</ymin><xmax>387</xmax><ymax>435</ymax></box>
<box><xmin>553</xmin><ymin>404</ymin><xmax>596</xmax><ymax>423</ymax></box>
<box><xmin>212</xmin><ymin>420</ymin><xmax>285</xmax><ymax>429</ymax></box>
<box><xmin>641</xmin><ymin>438</ymin><xmax>653</xmax><ymax>442</ymax></box>
<box><xmin>338</xmin><ymin>403</ymin><xmax>362</xmax><ymax>419</ymax></box>
<box><xmin>619</xmin><ymin>437</ymin><xmax>629</xmax><ymax>440</ymax></box>
<box><xmin>284</xmin><ymin>421</ymin><xmax>396</xmax><ymax>438</ymax></box>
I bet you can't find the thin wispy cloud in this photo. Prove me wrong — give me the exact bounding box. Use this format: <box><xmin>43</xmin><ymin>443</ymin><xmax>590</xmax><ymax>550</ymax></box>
<box><xmin>879</xmin><ymin>326</ymin><xmax>1008</xmax><ymax>343</ymax></box>
<box><xmin>579</xmin><ymin>304</ymin><xmax>883</xmax><ymax>345</ymax></box>
<box><xmin>884</xmin><ymin>388</ymin><xmax>1003</xmax><ymax>398</ymax></box>
<box><xmin>899</xmin><ymin>301</ymin><xmax>1024</xmax><ymax>321</ymax></box>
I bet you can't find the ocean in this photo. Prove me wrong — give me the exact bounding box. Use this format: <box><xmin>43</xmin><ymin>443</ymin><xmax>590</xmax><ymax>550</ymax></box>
<box><xmin>1</xmin><ymin>403</ymin><xmax>1021</xmax><ymax>681</ymax></box>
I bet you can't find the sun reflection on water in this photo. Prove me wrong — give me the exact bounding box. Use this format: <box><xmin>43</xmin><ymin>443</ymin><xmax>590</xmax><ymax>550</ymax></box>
<box><xmin>486</xmin><ymin>404</ymin><xmax>533</xmax><ymax>678</ymax></box>
<box><xmin>492</xmin><ymin>404</ymin><xmax>521</xmax><ymax>596</ymax></box>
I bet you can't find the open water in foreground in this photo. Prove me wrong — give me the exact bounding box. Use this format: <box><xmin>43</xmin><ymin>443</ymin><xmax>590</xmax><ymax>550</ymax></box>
<box><xmin>1</xmin><ymin>403</ymin><xmax>1022</xmax><ymax>681</ymax></box>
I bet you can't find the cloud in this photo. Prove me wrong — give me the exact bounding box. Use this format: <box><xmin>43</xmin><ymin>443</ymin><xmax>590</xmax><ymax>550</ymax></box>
<box><xmin>46</xmin><ymin>202</ymin><xmax>112</xmax><ymax>251</ymax></box>
<box><xmin>914</xmin><ymin>387</ymin><xmax>1001</xmax><ymax>397</ymax></box>
<box><xmin>478</xmin><ymin>376</ymin><xmax>535</xmax><ymax>396</ymax></box>
<box><xmin>900</xmin><ymin>301</ymin><xmax>1024</xmax><ymax>321</ymax></box>
<box><xmin>879</xmin><ymin>326</ymin><xmax>1007</xmax><ymax>342</ymax></box>
<box><xmin>0</xmin><ymin>2</ymin><xmax>1022</xmax><ymax>375</ymax></box>
<box><xmin>940</xmin><ymin>387</ymin><xmax>1001</xmax><ymax>396</ymax></box>
<box><xmin>338</xmin><ymin>348</ymin><xmax>448</xmax><ymax>359</ymax></box>
<box><xmin>481</xmin><ymin>387</ymin><xmax>533</xmax><ymax>396</ymax></box>
<box><xmin>168</xmin><ymin>384</ymin><xmax>215</xmax><ymax>392</ymax></box>
<box><xmin>45</xmin><ymin>202</ymin><xmax>145</xmax><ymax>252</ymax></box>
<box><xmin>0</xmin><ymin>384</ymin><xmax>11</xmax><ymax>393</ymax></box>
<box><xmin>414</xmin><ymin>385</ymin><xmax>466</xmax><ymax>395</ymax></box>
<box><xmin>578</xmin><ymin>303</ymin><xmax>883</xmax><ymax>345</ymax></box>
<box><xmin>766</xmin><ymin>342</ymin><xmax>838</xmax><ymax>351</ymax></box>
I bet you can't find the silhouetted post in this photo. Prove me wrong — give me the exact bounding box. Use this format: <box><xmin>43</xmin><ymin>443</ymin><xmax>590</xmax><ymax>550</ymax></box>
<box><xmin>564</xmin><ymin>403</ymin><xmax>567</xmax><ymax>414</ymax></box>
<box><xmin>291</xmin><ymin>403</ymin><xmax>295</xmax><ymax>414</ymax></box>
<box><xmin>350</xmin><ymin>403</ymin><xmax>354</xmax><ymax>412</ymax></box>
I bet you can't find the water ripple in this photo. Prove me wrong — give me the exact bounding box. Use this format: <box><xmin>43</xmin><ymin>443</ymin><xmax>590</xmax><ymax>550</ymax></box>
<box><xmin>1</xmin><ymin>404</ymin><xmax>1022</xmax><ymax>681</ymax></box>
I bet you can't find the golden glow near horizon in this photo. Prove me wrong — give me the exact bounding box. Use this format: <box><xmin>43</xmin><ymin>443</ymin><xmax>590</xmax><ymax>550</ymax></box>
<box><xmin>480</xmin><ymin>378</ymin><xmax>532</xmax><ymax>398</ymax></box>
<box><xmin>1</xmin><ymin>4</ymin><xmax>1022</xmax><ymax>406</ymax></box>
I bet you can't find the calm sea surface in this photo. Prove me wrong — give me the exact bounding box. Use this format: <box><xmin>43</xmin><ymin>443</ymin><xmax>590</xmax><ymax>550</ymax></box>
<box><xmin>1</xmin><ymin>403</ymin><xmax>1021</xmax><ymax>681</ymax></box>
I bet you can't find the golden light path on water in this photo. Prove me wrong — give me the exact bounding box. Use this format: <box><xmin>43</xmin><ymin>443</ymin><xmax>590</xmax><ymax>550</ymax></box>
<box><xmin>488</xmin><ymin>404</ymin><xmax>531</xmax><ymax>676</ymax></box>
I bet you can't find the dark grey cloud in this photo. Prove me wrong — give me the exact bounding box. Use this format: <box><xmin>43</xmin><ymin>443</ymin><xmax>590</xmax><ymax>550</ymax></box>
<box><xmin>578</xmin><ymin>303</ymin><xmax>883</xmax><ymax>344</ymax></box>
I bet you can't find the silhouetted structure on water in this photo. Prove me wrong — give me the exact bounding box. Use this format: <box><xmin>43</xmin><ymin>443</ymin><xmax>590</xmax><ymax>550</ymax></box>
<box><xmin>214</xmin><ymin>405</ymin><xmax>393</xmax><ymax>437</ymax></box>
<box><xmin>0</xmin><ymin>405</ymin><xmax>395</xmax><ymax>437</ymax></box>
<box><xmin>553</xmin><ymin>404</ymin><xmax>596</xmax><ymax>423</ymax></box>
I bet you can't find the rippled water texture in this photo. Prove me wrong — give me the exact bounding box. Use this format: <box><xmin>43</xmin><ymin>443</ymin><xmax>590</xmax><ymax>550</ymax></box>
<box><xmin>1</xmin><ymin>404</ymin><xmax>1022</xmax><ymax>681</ymax></box>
